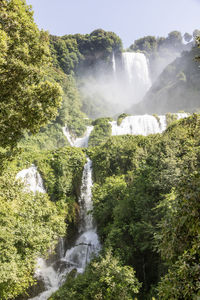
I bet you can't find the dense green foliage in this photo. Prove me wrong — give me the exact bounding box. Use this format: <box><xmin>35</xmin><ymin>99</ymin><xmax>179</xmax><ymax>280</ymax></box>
<box><xmin>50</xmin><ymin>250</ymin><xmax>141</xmax><ymax>300</ymax></box>
<box><xmin>0</xmin><ymin>145</ymin><xmax>86</xmax><ymax>299</ymax></box>
<box><xmin>51</xmin><ymin>69</ymin><xmax>87</xmax><ymax>137</ymax></box>
<box><xmin>130</xmin><ymin>31</ymin><xmax>183</xmax><ymax>55</ymax></box>
<box><xmin>35</xmin><ymin>147</ymin><xmax>86</xmax><ymax>203</ymax></box>
<box><xmin>50</xmin><ymin>29</ymin><xmax>122</xmax><ymax>76</ymax></box>
<box><xmin>165</xmin><ymin>112</ymin><xmax>179</xmax><ymax>126</ymax></box>
<box><xmin>88</xmin><ymin>118</ymin><xmax>112</xmax><ymax>147</ymax></box>
<box><xmin>1</xmin><ymin>0</ymin><xmax>200</xmax><ymax>298</ymax></box>
<box><xmin>0</xmin><ymin>0</ymin><xmax>62</xmax><ymax>148</ymax></box>
<box><xmin>90</xmin><ymin>114</ymin><xmax>200</xmax><ymax>298</ymax></box>
<box><xmin>19</xmin><ymin>123</ymin><xmax>69</xmax><ymax>151</ymax></box>
<box><xmin>20</xmin><ymin>67</ymin><xmax>88</xmax><ymax>146</ymax></box>
<box><xmin>0</xmin><ymin>172</ymin><xmax>66</xmax><ymax>299</ymax></box>
<box><xmin>156</xmin><ymin>174</ymin><xmax>200</xmax><ymax>299</ymax></box>
<box><xmin>9</xmin><ymin>145</ymin><xmax>86</xmax><ymax>207</ymax></box>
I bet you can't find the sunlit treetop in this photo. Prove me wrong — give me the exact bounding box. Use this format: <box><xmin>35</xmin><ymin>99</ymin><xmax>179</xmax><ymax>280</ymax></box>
<box><xmin>0</xmin><ymin>0</ymin><xmax>62</xmax><ymax>148</ymax></box>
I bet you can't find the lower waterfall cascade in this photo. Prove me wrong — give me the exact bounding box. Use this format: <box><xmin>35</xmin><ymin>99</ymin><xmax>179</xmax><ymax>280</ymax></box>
<box><xmin>16</xmin><ymin>112</ymin><xmax>189</xmax><ymax>299</ymax></box>
<box><xmin>61</xmin><ymin>158</ymin><xmax>101</xmax><ymax>274</ymax></box>
<box><xmin>110</xmin><ymin>113</ymin><xmax>189</xmax><ymax>136</ymax></box>
<box><xmin>17</xmin><ymin>157</ymin><xmax>100</xmax><ymax>299</ymax></box>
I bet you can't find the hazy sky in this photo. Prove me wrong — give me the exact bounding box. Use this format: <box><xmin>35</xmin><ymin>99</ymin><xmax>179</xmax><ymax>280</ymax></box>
<box><xmin>26</xmin><ymin>0</ymin><xmax>200</xmax><ymax>48</ymax></box>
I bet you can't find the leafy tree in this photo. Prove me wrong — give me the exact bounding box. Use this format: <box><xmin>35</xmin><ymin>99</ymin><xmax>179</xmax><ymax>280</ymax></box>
<box><xmin>130</xmin><ymin>36</ymin><xmax>158</xmax><ymax>56</ymax></box>
<box><xmin>184</xmin><ymin>32</ymin><xmax>192</xmax><ymax>43</ymax></box>
<box><xmin>50</xmin><ymin>35</ymin><xmax>82</xmax><ymax>74</ymax></box>
<box><xmin>0</xmin><ymin>144</ymin><xmax>86</xmax><ymax>298</ymax></box>
<box><xmin>0</xmin><ymin>0</ymin><xmax>62</xmax><ymax>148</ymax></box>
<box><xmin>156</xmin><ymin>173</ymin><xmax>200</xmax><ymax>299</ymax></box>
<box><xmin>50</xmin><ymin>29</ymin><xmax>122</xmax><ymax>76</ymax></box>
<box><xmin>56</xmin><ymin>75</ymin><xmax>87</xmax><ymax>137</ymax></box>
<box><xmin>88</xmin><ymin>118</ymin><xmax>112</xmax><ymax>147</ymax></box>
<box><xmin>165</xmin><ymin>31</ymin><xmax>183</xmax><ymax>49</ymax></box>
<box><xmin>193</xmin><ymin>29</ymin><xmax>200</xmax><ymax>39</ymax></box>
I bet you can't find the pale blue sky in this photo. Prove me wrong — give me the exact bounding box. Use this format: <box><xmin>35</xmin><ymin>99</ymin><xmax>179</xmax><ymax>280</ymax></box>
<box><xmin>26</xmin><ymin>0</ymin><xmax>200</xmax><ymax>48</ymax></box>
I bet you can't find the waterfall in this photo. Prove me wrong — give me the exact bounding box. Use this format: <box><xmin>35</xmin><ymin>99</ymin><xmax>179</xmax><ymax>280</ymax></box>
<box><xmin>30</xmin><ymin>259</ymin><xmax>61</xmax><ymax>300</ymax></box>
<box><xmin>28</xmin><ymin>158</ymin><xmax>100</xmax><ymax>300</ymax></box>
<box><xmin>112</xmin><ymin>53</ymin><xmax>116</xmax><ymax>74</ymax></box>
<box><xmin>111</xmin><ymin>115</ymin><xmax>166</xmax><ymax>136</ymax></box>
<box><xmin>122</xmin><ymin>52</ymin><xmax>151</xmax><ymax>103</ymax></box>
<box><xmin>73</xmin><ymin>126</ymin><xmax>94</xmax><ymax>148</ymax></box>
<box><xmin>176</xmin><ymin>112</ymin><xmax>189</xmax><ymax>120</ymax></box>
<box><xmin>16</xmin><ymin>166</ymin><xmax>63</xmax><ymax>299</ymax></box>
<box><xmin>62</xmin><ymin>126</ymin><xmax>93</xmax><ymax>148</ymax></box>
<box><xmin>110</xmin><ymin>113</ymin><xmax>189</xmax><ymax>137</ymax></box>
<box><xmin>16</xmin><ymin>165</ymin><xmax>45</xmax><ymax>194</ymax></box>
<box><xmin>62</xmin><ymin>158</ymin><xmax>101</xmax><ymax>274</ymax></box>
<box><xmin>62</xmin><ymin>127</ymin><xmax>74</xmax><ymax>147</ymax></box>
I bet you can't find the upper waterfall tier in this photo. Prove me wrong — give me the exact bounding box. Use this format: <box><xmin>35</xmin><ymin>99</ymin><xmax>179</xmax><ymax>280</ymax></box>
<box><xmin>112</xmin><ymin>53</ymin><xmax>116</xmax><ymax>74</ymax></box>
<box><xmin>122</xmin><ymin>52</ymin><xmax>151</xmax><ymax>86</ymax></box>
<box><xmin>122</xmin><ymin>52</ymin><xmax>151</xmax><ymax>103</ymax></box>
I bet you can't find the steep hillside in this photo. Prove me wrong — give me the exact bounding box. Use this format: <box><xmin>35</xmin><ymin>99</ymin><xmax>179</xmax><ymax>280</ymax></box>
<box><xmin>51</xmin><ymin>114</ymin><xmax>200</xmax><ymax>300</ymax></box>
<box><xmin>130</xmin><ymin>45</ymin><xmax>200</xmax><ymax>114</ymax></box>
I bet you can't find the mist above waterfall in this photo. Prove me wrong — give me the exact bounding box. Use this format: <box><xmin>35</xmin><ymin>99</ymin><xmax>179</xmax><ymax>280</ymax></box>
<box><xmin>78</xmin><ymin>47</ymin><xmax>188</xmax><ymax>119</ymax></box>
<box><xmin>129</xmin><ymin>42</ymin><xmax>200</xmax><ymax>115</ymax></box>
<box><xmin>78</xmin><ymin>52</ymin><xmax>151</xmax><ymax>118</ymax></box>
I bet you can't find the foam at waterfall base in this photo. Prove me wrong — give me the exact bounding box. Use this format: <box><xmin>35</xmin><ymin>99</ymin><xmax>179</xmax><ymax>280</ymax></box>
<box><xmin>30</xmin><ymin>258</ymin><xmax>60</xmax><ymax>300</ymax></box>
<box><xmin>34</xmin><ymin>258</ymin><xmax>60</xmax><ymax>289</ymax></box>
<box><xmin>31</xmin><ymin>289</ymin><xmax>58</xmax><ymax>300</ymax></box>
<box><xmin>62</xmin><ymin>230</ymin><xmax>100</xmax><ymax>273</ymax></box>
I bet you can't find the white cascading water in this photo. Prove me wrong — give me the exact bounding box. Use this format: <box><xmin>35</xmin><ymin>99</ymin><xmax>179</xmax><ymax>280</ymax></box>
<box><xmin>122</xmin><ymin>52</ymin><xmax>151</xmax><ymax>104</ymax></box>
<box><xmin>111</xmin><ymin>115</ymin><xmax>166</xmax><ymax>136</ymax></box>
<box><xmin>176</xmin><ymin>113</ymin><xmax>189</xmax><ymax>120</ymax></box>
<box><xmin>62</xmin><ymin>126</ymin><xmax>94</xmax><ymax>148</ymax></box>
<box><xmin>25</xmin><ymin>157</ymin><xmax>100</xmax><ymax>299</ymax></box>
<box><xmin>16</xmin><ymin>166</ymin><xmax>62</xmax><ymax>299</ymax></box>
<box><xmin>110</xmin><ymin>113</ymin><xmax>189</xmax><ymax>136</ymax></box>
<box><xmin>62</xmin><ymin>127</ymin><xmax>74</xmax><ymax>147</ymax></box>
<box><xmin>112</xmin><ymin>53</ymin><xmax>116</xmax><ymax>74</ymax></box>
<box><xmin>61</xmin><ymin>158</ymin><xmax>101</xmax><ymax>274</ymax></box>
<box><xmin>16</xmin><ymin>165</ymin><xmax>46</xmax><ymax>194</ymax></box>
<box><xmin>30</xmin><ymin>259</ymin><xmax>61</xmax><ymax>300</ymax></box>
